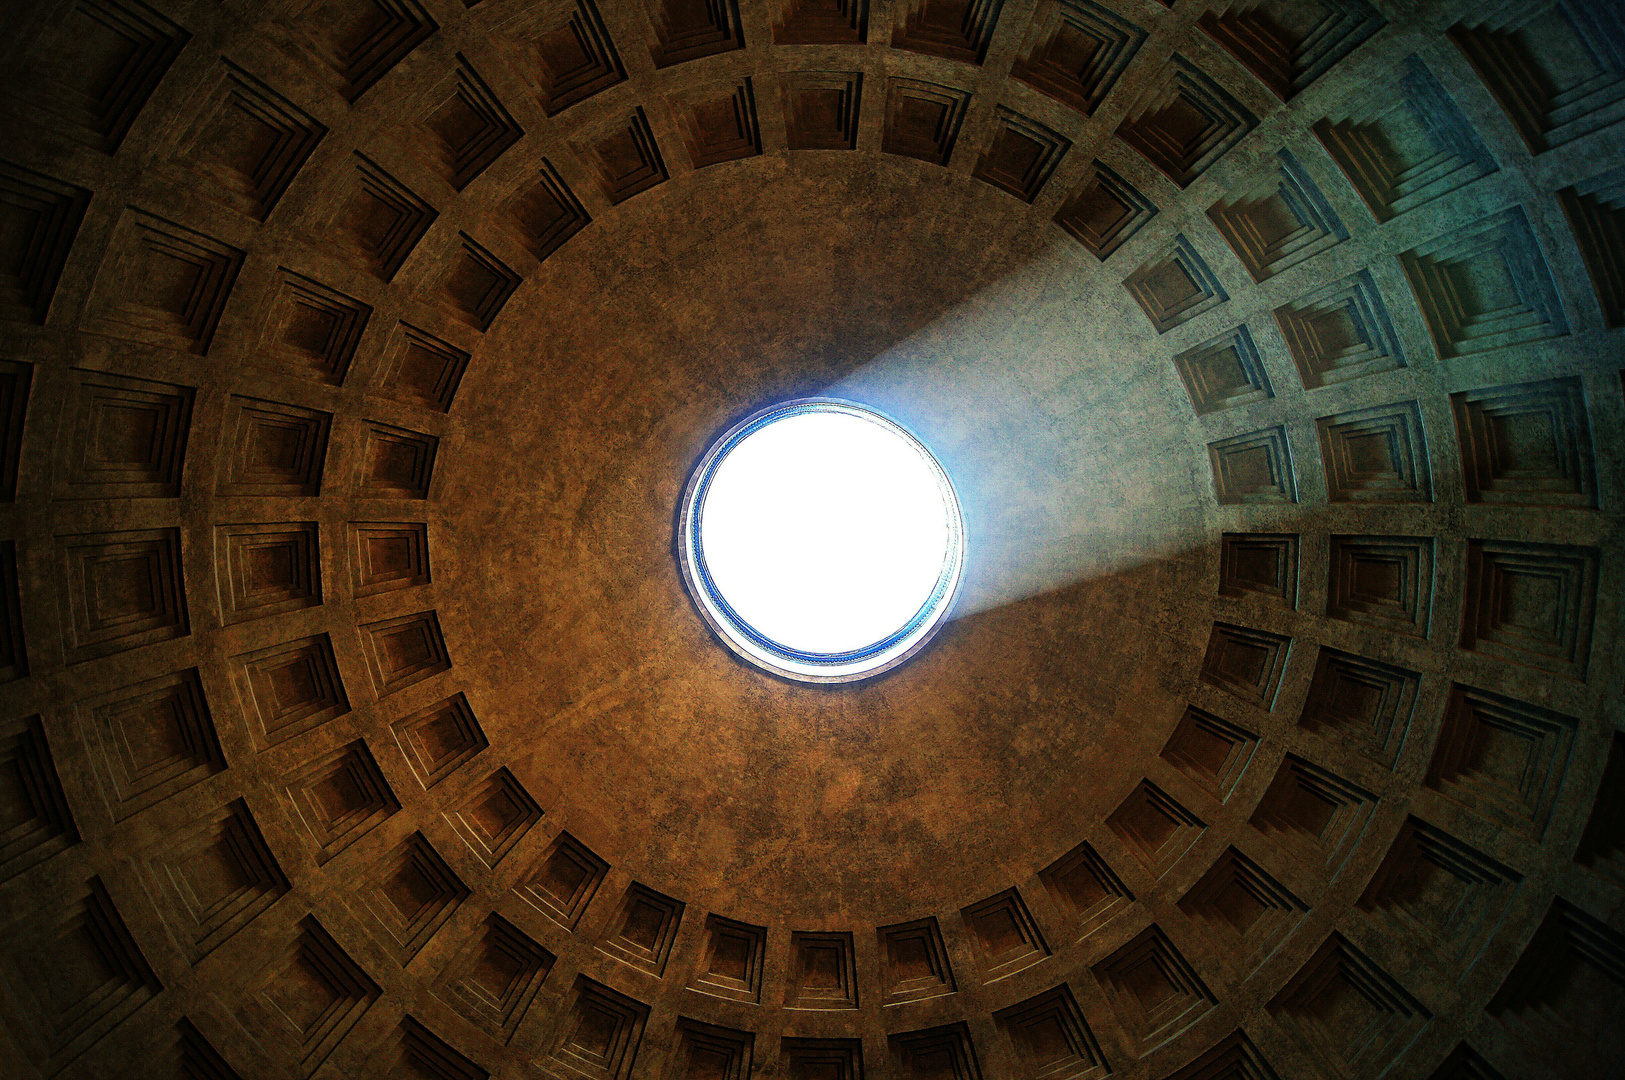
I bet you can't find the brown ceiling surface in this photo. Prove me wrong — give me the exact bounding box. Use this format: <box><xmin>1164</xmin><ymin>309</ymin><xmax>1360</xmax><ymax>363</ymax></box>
<box><xmin>0</xmin><ymin>0</ymin><xmax>1621</xmax><ymax>1078</ymax></box>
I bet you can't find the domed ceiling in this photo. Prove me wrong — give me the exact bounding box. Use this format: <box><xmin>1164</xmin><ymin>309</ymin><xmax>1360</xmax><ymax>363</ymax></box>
<box><xmin>0</xmin><ymin>0</ymin><xmax>1621</xmax><ymax>1077</ymax></box>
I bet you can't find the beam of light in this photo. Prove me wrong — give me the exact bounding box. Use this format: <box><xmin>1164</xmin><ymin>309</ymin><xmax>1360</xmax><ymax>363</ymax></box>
<box><xmin>821</xmin><ymin>245</ymin><xmax>1226</xmax><ymax>619</ymax></box>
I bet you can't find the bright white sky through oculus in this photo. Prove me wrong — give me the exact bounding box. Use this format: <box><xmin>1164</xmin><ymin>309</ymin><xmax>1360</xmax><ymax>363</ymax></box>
<box><xmin>698</xmin><ymin>410</ymin><xmax>953</xmax><ymax>655</ymax></box>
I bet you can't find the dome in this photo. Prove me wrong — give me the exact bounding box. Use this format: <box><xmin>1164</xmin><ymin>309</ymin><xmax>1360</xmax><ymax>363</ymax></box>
<box><xmin>0</xmin><ymin>0</ymin><xmax>1620</xmax><ymax>1077</ymax></box>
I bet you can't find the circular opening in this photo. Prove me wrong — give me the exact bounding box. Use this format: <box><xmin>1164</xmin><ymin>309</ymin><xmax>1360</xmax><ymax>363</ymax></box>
<box><xmin>680</xmin><ymin>398</ymin><xmax>966</xmax><ymax>683</ymax></box>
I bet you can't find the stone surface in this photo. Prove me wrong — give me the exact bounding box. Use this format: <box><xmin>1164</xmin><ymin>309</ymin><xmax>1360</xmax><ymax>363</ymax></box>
<box><xmin>0</xmin><ymin>0</ymin><xmax>1620</xmax><ymax>1078</ymax></box>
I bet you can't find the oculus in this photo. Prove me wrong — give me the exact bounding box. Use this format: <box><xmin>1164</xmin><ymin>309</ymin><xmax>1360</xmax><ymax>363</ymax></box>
<box><xmin>679</xmin><ymin>398</ymin><xmax>965</xmax><ymax>683</ymax></box>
